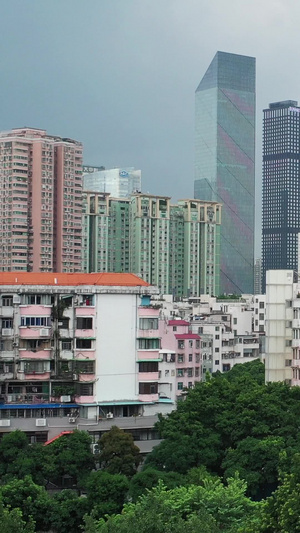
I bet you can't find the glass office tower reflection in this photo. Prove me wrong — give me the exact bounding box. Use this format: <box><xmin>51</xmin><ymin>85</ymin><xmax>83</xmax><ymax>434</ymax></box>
<box><xmin>194</xmin><ymin>52</ymin><xmax>255</xmax><ymax>294</ymax></box>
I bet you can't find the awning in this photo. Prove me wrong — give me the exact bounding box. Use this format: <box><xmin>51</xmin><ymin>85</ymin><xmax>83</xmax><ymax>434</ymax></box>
<box><xmin>0</xmin><ymin>403</ymin><xmax>78</xmax><ymax>410</ymax></box>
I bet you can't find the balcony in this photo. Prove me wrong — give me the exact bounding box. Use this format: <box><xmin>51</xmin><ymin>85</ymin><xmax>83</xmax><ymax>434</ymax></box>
<box><xmin>137</xmin><ymin>350</ymin><xmax>160</xmax><ymax>361</ymax></box>
<box><xmin>1</xmin><ymin>328</ymin><xmax>13</xmax><ymax>337</ymax></box>
<box><xmin>75</xmin><ymin>395</ymin><xmax>95</xmax><ymax>404</ymax></box>
<box><xmin>4</xmin><ymin>393</ymin><xmax>50</xmax><ymax>404</ymax></box>
<box><xmin>20</xmin><ymin>305</ymin><xmax>51</xmax><ymax>316</ymax></box>
<box><xmin>138</xmin><ymin>372</ymin><xmax>159</xmax><ymax>381</ymax></box>
<box><xmin>19</xmin><ymin>349</ymin><xmax>52</xmax><ymax>360</ymax></box>
<box><xmin>75</xmin><ymin>307</ymin><xmax>95</xmax><ymax>316</ymax></box>
<box><xmin>22</xmin><ymin>372</ymin><xmax>51</xmax><ymax>380</ymax></box>
<box><xmin>0</xmin><ymin>306</ymin><xmax>13</xmax><ymax>317</ymax></box>
<box><xmin>293</xmin><ymin>319</ymin><xmax>300</xmax><ymax>329</ymax></box>
<box><xmin>19</xmin><ymin>328</ymin><xmax>52</xmax><ymax>338</ymax></box>
<box><xmin>138</xmin><ymin>393</ymin><xmax>159</xmax><ymax>402</ymax></box>
<box><xmin>292</xmin><ymin>359</ymin><xmax>300</xmax><ymax>368</ymax></box>
<box><xmin>138</xmin><ymin>330</ymin><xmax>160</xmax><ymax>338</ymax></box>
<box><xmin>292</xmin><ymin>339</ymin><xmax>300</xmax><ymax>348</ymax></box>
<box><xmin>0</xmin><ymin>372</ymin><xmax>14</xmax><ymax>380</ymax></box>
<box><xmin>78</xmin><ymin>373</ymin><xmax>96</xmax><ymax>382</ymax></box>
<box><xmin>75</xmin><ymin>329</ymin><xmax>95</xmax><ymax>338</ymax></box>
<box><xmin>75</xmin><ymin>350</ymin><xmax>96</xmax><ymax>360</ymax></box>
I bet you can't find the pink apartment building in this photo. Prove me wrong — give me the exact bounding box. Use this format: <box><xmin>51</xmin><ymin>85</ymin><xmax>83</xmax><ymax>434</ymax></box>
<box><xmin>159</xmin><ymin>319</ymin><xmax>202</xmax><ymax>399</ymax></box>
<box><xmin>0</xmin><ymin>127</ymin><xmax>83</xmax><ymax>272</ymax></box>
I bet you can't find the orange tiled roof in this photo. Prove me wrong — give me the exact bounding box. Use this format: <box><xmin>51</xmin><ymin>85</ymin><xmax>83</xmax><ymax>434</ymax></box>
<box><xmin>0</xmin><ymin>272</ymin><xmax>149</xmax><ymax>287</ymax></box>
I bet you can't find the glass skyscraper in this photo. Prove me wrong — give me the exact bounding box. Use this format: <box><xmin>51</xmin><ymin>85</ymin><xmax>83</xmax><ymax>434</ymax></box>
<box><xmin>194</xmin><ymin>51</ymin><xmax>255</xmax><ymax>294</ymax></box>
<box><xmin>262</xmin><ymin>101</ymin><xmax>300</xmax><ymax>292</ymax></box>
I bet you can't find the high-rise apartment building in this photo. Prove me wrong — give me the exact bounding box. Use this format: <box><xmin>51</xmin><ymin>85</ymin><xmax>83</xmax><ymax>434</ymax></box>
<box><xmin>0</xmin><ymin>128</ymin><xmax>83</xmax><ymax>273</ymax></box>
<box><xmin>262</xmin><ymin>101</ymin><xmax>300</xmax><ymax>292</ymax></box>
<box><xmin>82</xmin><ymin>192</ymin><xmax>221</xmax><ymax>297</ymax></box>
<box><xmin>254</xmin><ymin>258</ymin><xmax>262</xmax><ymax>295</ymax></box>
<box><xmin>83</xmin><ymin>167</ymin><xmax>141</xmax><ymax>197</ymax></box>
<box><xmin>194</xmin><ymin>51</ymin><xmax>256</xmax><ymax>295</ymax></box>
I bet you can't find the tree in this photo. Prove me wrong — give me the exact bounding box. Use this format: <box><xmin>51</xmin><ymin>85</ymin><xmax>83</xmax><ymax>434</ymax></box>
<box><xmin>146</xmin><ymin>360</ymin><xmax>300</xmax><ymax>497</ymax></box>
<box><xmin>98</xmin><ymin>426</ymin><xmax>141</xmax><ymax>477</ymax></box>
<box><xmin>0</xmin><ymin>501</ymin><xmax>35</xmax><ymax>533</ymax></box>
<box><xmin>0</xmin><ymin>475</ymin><xmax>53</xmax><ymax>531</ymax></box>
<box><xmin>84</xmin><ymin>476</ymin><xmax>262</xmax><ymax>533</ymax></box>
<box><xmin>222</xmin><ymin>436</ymin><xmax>283</xmax><ymax>497</ymax></box>
<box><xmin>85</xmin><ymin>470</ymin><xmax>129</xmax><ymax>519</ymax></box>
<box><xmin>129</xmin><ymin>467</ymin><xmax>184</xmax><ymax>501</ymax></box>
<box><xmin>50</xmin><ymin>489</ymin><xmax>89</xmax><ymax>533</ymax></box>
<box><xmin>44</xmin><ymin>430</ymin><xmax>95</xmax><ymax>485</ymax></box>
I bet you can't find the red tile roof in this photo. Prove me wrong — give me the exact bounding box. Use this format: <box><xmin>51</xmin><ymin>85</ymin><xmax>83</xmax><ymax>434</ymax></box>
<box><xmin>168</xmin><ymin>320</ymin><xmax>190</xmax><ymax>326</ymax></box>
<box><xmin>0</xmin><ymin>272</ymin><xmax>149</xmax><ymax>287</ymax></box>
<box><xmin>175</xmin><ymin>334</ymin><xmax>200</xmax><ymax>340</ymax></box>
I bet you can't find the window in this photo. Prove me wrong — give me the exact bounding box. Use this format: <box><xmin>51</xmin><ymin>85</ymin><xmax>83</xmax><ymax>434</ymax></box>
<box><xmin>2</xmin><ymin>319</ymin><xmax>13</xmax><ymax>329</ymax></box>
<box><xmin>188</xmin><ymin>354</ymin><xmax>193</xmax><ymax>362</ymax></box>
<box><xmin>76</xmin><ymin>338</ymin><xmax>92</xmax><ymax>349</ymax></box>
<box><xmin>233</xmin><ymin>318</ymin><xmax>237</xmax><ymax>325</ymax></box>
<box><xmin>26</xmin><ymin>295</ymin><xmax>42</xmax><ymax>305</ymax></box>
<box><xmin>259</xmin><ymin>314</ymin><xmax>264</xmax><ymax>321</ymax></box>
<box><xmin>177</xmin><ymin>369</ymin><xmax>184</xmax><ymax>377</ymax></box>
<box><xmin>177</xmin><ymin>354</ymin><xmax>184</xmax><ymax>363</ymax></box>
<box><xmin>20</xmin><ymin>317</ymin><xmax>51</xmax><ymax>327</ymax></box>
<box><xmin>173</xmin><ymin>326</ymin><xmax>177</xmax><ymax>331</ymax></box>
<box><xmin>187</xmin><ymin>368</ymin><xmax>193</xmax><ymax>377</ymax></box>
<box><xmin>139</xmin><ymin>318</ymin><xmax>158</xmax><ymax>330</ymax></box>
<box><xmin>24</xmin><ymin>361</ymin><xmax>48</xmax><ymax>373</ymax></box>
<box><xmin>215</xmin><ymin>335</ymin><xmax>219</xmax><ymax>340</ymax></box>
<box><xmin>139</xmin><ymin>362</ymin><xmax>158</xmax><ymax>373</ymax></box>
<box><xmin>215</xmin><ymin>347</ymin><xmax>219</xmax><ymax>352</ymax></box>
<box><xmin>2</xmin><ymin>296</ymin><xmax>13</xmax><ymax>306</ymax></box>
<box><xmin>78</xmin><ymin>384</ymin><xmax>93</xmax><ymax>396</ymax></box>
<box><xmin>285</xmin><ymin>359</ymin><xmax>292</xmax><ymax>367</ymax></box>
<box><xmin>223</xmin><ymin>364</ymin><xmax>231</xmax><ymax>372</ymax></box>
<box><xmin>188</xmin><ymin>382</ymin><xmax>193</xmax><ymax>388</ymax></box>
<box><xmin>189</xmin><ymin>340</ymin><xmax>193</xmax><ymax>348</ymax></box>
<box><xmin>215</xmin><ymin>360</ymin><xmax>219</xmax><ymax>365</ymax></box>
<box><xmin>177</xmin><ymin>382</ymin><xmax>183</xmax><ymax>390</ymax></box>
<box><xmin>75</xmin><ymin>361</ymin><xmax>95</xmax><ymax>373</ymax></box>
<box><xmin>178</xmin><ymin>340</ymin><xmax>185</xmax><ymax>349</ymax></box>
<box><xmin>195</xmin><ymin>353</ymin><xmax>200</xmax><ymax>363</ymax></box>
<box><xmin>59</xmin><ymin>318</ymin><xmax>69</xmax><ymax>329</ymax></box>
<box><xmin>196</xmin><ymin>340</ymin><xmax>200</xmax><ymax>348</ymax></box>
<box><xmin>138</xmin><ymin>338</ymin><xmax>160</xmax><ymax>350</ymax></box>
<box><xmin>259</xmin><ymin>301</ymin><xmax>264</xmax><ymax>309</ymax></box>
<box><xmin>76</xmin><ymin>317</ymin><xmax>93</xmax><ymax>329</ymax></box>
<box><xmin>195</xmin><ymin>368</ymin><xmax>199</xmax><ymax>377</ymax></box>
<box><xmin>139</xmin><ymin>382</ymin><xmax>158</xmax><ymax>394</ymax></box>
<box><xmin>62</xmin><ymin>340</ymin><xmax>72</xmax><ymax>350</ymax></box>
<box><xmin>0</xmin><ymin>362</ymin><xmax>13</xmax><ymax>373</ymax></box>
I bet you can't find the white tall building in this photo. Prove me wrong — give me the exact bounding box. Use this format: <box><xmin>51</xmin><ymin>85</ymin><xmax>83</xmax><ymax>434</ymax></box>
<box><xmin>83</xmin><ymin>167</ymin><xmax>141</xmax><ymax>197</ymax></box>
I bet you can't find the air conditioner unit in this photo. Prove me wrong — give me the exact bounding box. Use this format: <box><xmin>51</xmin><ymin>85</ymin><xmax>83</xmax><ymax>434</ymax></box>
<box><xmin>91</xmin><ymin>443</ymin><xmax>99</xmax><ymax>454</ymax></box>
<box><xmin>13</xmin><ymin>295</ymin><xmax>21</xmax><ymax>304</ymax></box>
<box><xmin>106</xmin><ymin>413</ymin><xmax>114</xmax><ymax>419</ymax></box>
<box><xmin>0</xmin><ymin>420</ymin><xmax>10</xmax><ymax>427</ymax></box>
<box><xmin>72</xmin><ymin>374</ymin><xmax>78</xmax><ymax>381</ymax></box>
<box><xmin>60</xmin><ymin>395</ymin><xmax>71</xmax><ymax>403</ymax></box>
<box><xmin>36</xmin><ymin>419</ymin><xmax>47</xmax><ymax>427</ymax></box>
<box><xmin>40</xmin><ymin>329</ymin><xmax>49</xmax><ymax>337</ymax></box>
<box><xmin>68</xmin><ymin>417</ymin><xmax>77</xmax><ymax>423</ymax></box>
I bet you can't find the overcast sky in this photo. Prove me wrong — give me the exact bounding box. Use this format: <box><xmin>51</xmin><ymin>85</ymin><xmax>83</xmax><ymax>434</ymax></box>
<box><xmin>1</xmin><ymin>0</ymin><xmax>300</xmax><ymax>254</ymax></box>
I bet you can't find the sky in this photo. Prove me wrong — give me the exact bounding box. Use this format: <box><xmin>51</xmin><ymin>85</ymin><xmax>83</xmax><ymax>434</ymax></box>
<box><xmin>1</xmin><ymin>0</ymin><xmax>300</xmax><ymax>255</ymax></box>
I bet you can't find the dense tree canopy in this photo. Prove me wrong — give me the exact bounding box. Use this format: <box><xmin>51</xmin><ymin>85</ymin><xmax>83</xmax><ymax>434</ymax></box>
<box><xmin>146</xmin><ymin>360</ymin><xmax>300</xmax><ymax>497</ymax></box>
<box><xmin>98</xmin><ymin>426</ymin><xmax>141</xmax><ymax>477</ymax></box>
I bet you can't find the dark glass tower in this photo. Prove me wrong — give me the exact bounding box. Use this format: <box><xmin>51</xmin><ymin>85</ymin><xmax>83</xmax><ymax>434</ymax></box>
<box><xmin>262</xmin><ymin>100</ymin><xmax>300</xmax><ymax>292</ymax></box>
<box><xmin>194</xmin><ymin>51</ymin><xmax>255</xmax><ymax>294</ymax></box>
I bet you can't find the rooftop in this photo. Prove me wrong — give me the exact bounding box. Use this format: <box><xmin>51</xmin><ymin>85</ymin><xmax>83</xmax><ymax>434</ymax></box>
<box><xmin>0</xmin><ymin>272</ymin><xmax>149</xmax><ymax>287</ymax></box>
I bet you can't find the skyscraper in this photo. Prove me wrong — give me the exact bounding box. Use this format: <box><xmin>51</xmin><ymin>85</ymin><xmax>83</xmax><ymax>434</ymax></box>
<box><xmin>194</xmin><ymin>51</ymin><xmax>255</xmax><ymax>294</ymax></box>
<box><xmin>83</xmin><ymin>167</ymin><xmax>141</xmax><ymax>197</ymax></box>
<box><xmin>262</xmin><ymin>101</ymin><xmax>300</xmax><ymax>292</ymax></box>
<box><xmin>0</xmin><ymin>127</ymin><xmax>83</xmax><ymax>272</ymax></box>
